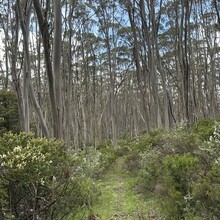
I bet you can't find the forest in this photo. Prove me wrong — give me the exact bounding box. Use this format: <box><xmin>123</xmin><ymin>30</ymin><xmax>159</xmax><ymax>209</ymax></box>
<box><xmin>0</xmin><ymin>0</ymin><xmax>220</xmax><ymax>219</ymax></box>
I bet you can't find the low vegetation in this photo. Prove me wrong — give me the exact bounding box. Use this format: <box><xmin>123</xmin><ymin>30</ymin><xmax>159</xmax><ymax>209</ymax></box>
<box><xmin>1</xmin><ymin>119</ymin><xmax>220</xmax><ymax>219</ymax></box>
<box><xmin>122</xmin><ymin>119</ymin><xmax>220</xmax><ymax>219</ymax></box>
<box><xmin>0</xmin><ymin>90</ymin><xmax>21</xmax><ymax>136</ymax></box>
<box><xmin>0</xmin><ymin>133</ymin><xmax>116</xmax><ymax>219</ymax></box>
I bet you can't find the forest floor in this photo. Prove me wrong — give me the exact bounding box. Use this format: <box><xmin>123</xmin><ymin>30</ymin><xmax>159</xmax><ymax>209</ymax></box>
<box><xmin>74</xmin><ymin>157</ymin><xmax>163</xmax><ymax>220</ymax></box>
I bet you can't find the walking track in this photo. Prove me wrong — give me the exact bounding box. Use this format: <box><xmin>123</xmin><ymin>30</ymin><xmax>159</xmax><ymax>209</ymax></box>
<box><xmin>79</xmin><ymin>158</ymin><xmax>164</xmax><ymax>220</ymax></box>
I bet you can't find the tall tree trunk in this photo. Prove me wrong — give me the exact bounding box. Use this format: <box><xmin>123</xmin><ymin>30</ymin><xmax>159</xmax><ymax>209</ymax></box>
<box><xmin>139</xmin><ymin>0</ymin><xmax>160</xmax><ymax>128</ymax></box>
<box><xmin>53</xmin><ymin>0</ymin><xmax>63</xmax><ymax>139</ymax></box>
<box><xmin>17</xmin><ymin>0</ymin><xmax>31</xmax><ymax>132</ymax></box>
<box><xmin>98</xmin><ymin>5</ymin><xmax>117</xmax><ymax>146</ymax></box>
<box><xmin>33</xmin><ymin>0</ymin><xmax>58</xmax><ymax>138</ymax></box>
<box><xmin>17</xmin><ymin>0</ymin><xmax>50</xmax><ymax>138</ymax></box>
<box><xmin>11</xmin><ymin>4</ymin><xmax>25</xmax><ymax>131</ymax></box>
<box><xmin>65</xmin><ymin>3</ymin><xmax>74</xmax><ymax>151</ymax></box>
<box><xmin>126</xmin><ymin>0</ymin><xmax>150</xmax><ymax>132</ymax></box>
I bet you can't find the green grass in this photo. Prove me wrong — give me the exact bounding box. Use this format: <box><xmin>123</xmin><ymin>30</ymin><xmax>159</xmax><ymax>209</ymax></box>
<box><xmin>69</xmin><ymin>157</ymin><xmax>163</xmax><ymax>220</ymax></box>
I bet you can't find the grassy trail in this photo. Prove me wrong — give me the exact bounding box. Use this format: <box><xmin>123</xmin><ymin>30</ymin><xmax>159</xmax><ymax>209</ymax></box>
<box><xmin>74</xmin><ymin>157</ymin><xmax>162</xmax><ymax>220</ymax></box>
<box><xmin>94</xmin><ymin>158</ymin><xmax>145</xmax><ymax>219</ymax></box>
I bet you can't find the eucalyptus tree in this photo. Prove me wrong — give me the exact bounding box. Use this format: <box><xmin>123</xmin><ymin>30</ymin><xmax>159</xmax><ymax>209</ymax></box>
<box><xmin>33</xmin><ymin>0</ymin><xmax>61</xmax><ymax>138</ymax></box>
<box><xmin>16</xmin><ymin>0</ymin><xmax>50</xmax><ymax>137</ymax></box>
<box><xmin>121</xmin><ymin>0</ymin><xmax>170</xmax><ymax>130</ymax></box>
<box><xmin>122</xmin><ymin>0</ymin><xmax>150</xmax><ymax>131</ymax></box>
<box><xmin>1</xmin><ymin>0</ymin><xmax>220</xmax><ymax>147</ymax></box>
<box><xmin>158</xmin><ymin>0</ymin><xmax>220</xmax><ymax>123</ymax></box>
<box><xmin>0</xmin><ymin>0</ymin><xmax>25</xmax><ymax>130</ymax></box>
<box><xmin>89</xmin><ymin>0</ymin><xmax>118</xmax><ymax>146</ymax></box>
<box><xmin>0</xmin><ymin>0</ymin><xmax>11</xmax><ymax>89</ymax></box>
<box><xmin>62</xmin><ymin>0</ymin><xmax>75</xmax><ymax>150</ymax></box>
<box><xmin>200</xmin><ymin>1</ymin><xmax>220</xmax><ymax>119</ymax></box>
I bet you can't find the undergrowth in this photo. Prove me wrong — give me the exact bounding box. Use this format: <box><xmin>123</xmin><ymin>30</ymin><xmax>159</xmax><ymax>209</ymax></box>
<box><xmin>1</xmin><ymin>119</ymin><xmax>219</xmax><ymax>219</ymax></box>
<box><xmin>122</xmin><ymin>119</ymin><xmax>220</xmax><ymax>219</ymax></box>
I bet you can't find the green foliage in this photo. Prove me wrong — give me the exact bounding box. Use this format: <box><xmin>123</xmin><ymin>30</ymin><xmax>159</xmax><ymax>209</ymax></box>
<box><xmin>96</xmin><ymin>145</ymin><xmax>117</xmax><ymax>173</ymax></box>
<box><xmin>0</xmin><ymin>132</ymin><xmax>98</xmax><ymax>219</ymax></box>
<box><xmin>130</xmin><ymin>129</ymin><xmax>166</xmax><ymax>152</ymax></box>
<box><xmin>199</xmin><ymin>124</ymin><xmax>220</xmax><ymax>164</ymax></box>
<box><xmin>189</xmin><ymin>125</ymin><xmax>220</xmax><ymax>219</ymax></box>
<box><xmin>114</xmin><ymin>144</ymin><xmax>131</xmax><ymax>157</ymax></box>
<box><xmin>137</xmin><ymin>149</ymin><xmax>161</xmax><ymax>193</ymax></box>
<box><xmin>123</xmin><ymin>129</ymin><xmax>166</xmax><ymax>177</ymax></box>
<box><xmin>163</xmin><ymin>154</ymin><xmax>199</xmax><ymax>192</ymax></box>
<box><xmin>127</xmin><ymin>120</ymin><xmax>220</xmax><ymax>219</ymax></box>
<box><xmin>124</xmin><ymin>152</ymin><xmax>141</xmax><ymax>172</ymax></box>
<box><xmin>191</xmin><ymin>119</ymin><xmax>216</xmax><ymax>141</ymax></box>
<box><xmin>71</xmin><ymin>147</ymin><xmax>115</xmax><ymax>179</ymax></box>
<box><xmin>191</xmin><ymin>163</ymin><xmax>220</xmax><ymax>219</ymax></box>
<box><xmin>162</xmin><ymin>154</ymin><xmax>199</xmax><ymax>219</ymax></box>
<box><xmin>0</xmin><ymin>90</ymin><xmax>21</xmax><ymax>136</ymax></box>
<box><xmin>129</xmin><ymin>128</ymin><xmax>198</xmax><ymax>194</ymax></box>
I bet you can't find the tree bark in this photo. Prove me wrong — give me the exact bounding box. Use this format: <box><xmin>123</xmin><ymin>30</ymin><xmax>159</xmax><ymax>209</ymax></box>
<box><xmin>53</xmin><ymin>0</ymin><xmax>63</xmax><ymax>139</ymax></box>
<box><xmin>33</xmin><ymin>0</ymin><xmax>58</xmax><ymax>138</ymax></box>
<box><xmin>17</xmin><ymin>0</ymin><xmax>50</xmax><ymax>138</ymax></box>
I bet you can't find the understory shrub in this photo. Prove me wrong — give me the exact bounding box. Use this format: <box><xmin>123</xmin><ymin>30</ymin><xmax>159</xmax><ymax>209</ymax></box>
<box><xmin>0</xmin><ymin>90</ymin><xmax>21</xmax><ymax>136</ymax></box>
<box><xmin>191</xmin><ymin>163</ymin><xmax>220</xmax><ymax>219</ymax></box>
<box><xmin>72</xmin><ymin>145</ymin><xmax>117</xmax><ymax>179</ymax></box>
<box><xmin>136</xmin><ymin>149</ymin><xmax>161</xmax><ymax>193</ymax></box>
<box><xmin>189</xmin><ymin>124</ymin><xmax>220</xmax><ymax>219</ymax></box>
<box><xmin>0</xmin><ymin>132</ymin><xmax>98</xmax><ymax>220</ymax></box>
<box><xmin>191</xmin><ymin>119</ymin><xmax>216</xmax><ymax>142</ymax></box>
<box><xmin>132</xmin><ymin>120</ymin><xmax>220</xmax><ymax>219</ymax></box>
<box><xmin>162</xmin><ymin>154</ymin><xmax>199</xmax><ymax>219</ymax></box>
<box><xmin>95</xmin><ymin>145</ymin><xmax>117</xmax><ymax>175</ymax></box>
<box><xmin>198</xmin><ymin>124</ymin><xmax>220</xmax><ymax>165</ymax></box>
<box><xmin>124</xmin><ymin>129</ymin><xmax>166</xmax><ymax>175</ymax></box>
<box><xmin>134</xmin><ymin>128</ymin><xmax>198</xmax><ymax>191</ymax></box>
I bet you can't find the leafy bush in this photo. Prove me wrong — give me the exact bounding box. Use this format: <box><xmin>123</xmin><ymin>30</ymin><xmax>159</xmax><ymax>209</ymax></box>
<box><xmin>124</xmin><ymin>152</ymin><xmax>141</xmax><ymax>172</ymax></box>
<box><xmin>114</xmin><ymin>144</ymin><xmax>131</xmax><ymax>157</ymax></box>
<box><xmin>198</xmin><ymin>125</ymin><xmax>220</xmax><ymax>165</ymax></box>
<box><xmin>130</xmin><ymin>129</ymin><xmax>166</xmax><ymax>152</ymax></box>
<box><xmin>191</xmin><ymin>163</ymin><xmax>220</xmax><ymax>219</ymax></box>
<box><xmin>96</xmin><ymin>145</ymin><xmax>117</xmax><ymax>172</ymax></box>
<box><xmin>0</xmin><ymin>132</ymin><xmax>97</xmax><ymax>219</ymax></box>
<box><xmin>0</xmin><ymin>90</ymin><xmax>21</xmax><ymax>136</ymax></box>
<box><xmin>191</xmin><ymin>119</ymin><xmax>216</xmax><ymax>142</ymax></box>
<box><xmin>133</xmin><ymin>128</ymin><xmax>198</xmax><ymax>194</ymax></box>
<box><xmin>133</xmin><ymin>121</ymin><xmax>220</xmax><ymax>219</ymax></box>
<box><xmin>162</xmin><ymin>154</ymin><xmax>199</xmax><ymax>219</ymax></box>
<box><xmin>123</xmin><ymin>130</ymin><xmax>166</xmax><ymax>178</ymax></box>
<box><xmin>136</xmin><ymin>148</ymin><xmax>163</xmax><ymax>194</ymax></box>
<box><xmin>188</xmin><ymin>125</ymin><xmax>220</xmax><ymax>219</ymax></box>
